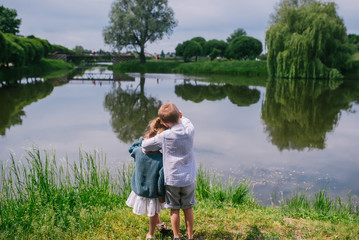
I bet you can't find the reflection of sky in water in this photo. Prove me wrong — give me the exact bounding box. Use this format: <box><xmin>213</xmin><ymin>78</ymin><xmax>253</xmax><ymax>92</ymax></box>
<box><xmin>1</xmin><ymin>70</ymin><xmax>358</xmax><ymax>205</ymax></box>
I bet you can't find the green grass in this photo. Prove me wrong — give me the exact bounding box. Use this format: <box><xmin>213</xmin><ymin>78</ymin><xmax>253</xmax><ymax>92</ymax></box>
<box><xmin>113</xmin><ymin>59</ymin><xmax>268</xmax><ymax>76</ymax></box>
<box><xmin>174</xmin><ymin>59</ymin><xmax>268</xmax><ymax>76</ymax></box>
<box><xmin>0</xmin><ymin>148</ymin><xmax>132</xmax><ymax>239</ymax></box>
<box><xmin>0</xmin><ymin>58</ymin><xmax>74</xmax><ymax>84</ymax></box>
<box><xmin>280</xmin><ymin>189</ymin><xmax>359</xmax><ymax>222</ymax></box>
<box><xmin>1</xmin><ymin>148</ymin><xmax>358</xmax><ymax>239</ymax></box>
<box><xmin>113</xmin><ymin>60</ymin><xmax>181</xmax><ymax>73</ymax></box>
<box><xmin>351</xmin><ymin>52</ymin><xmax>359</xmax><ymax>61</ymax></box>
<box><xmin>196</xmin><ymin>165</ymin><xmax>254</xmax><ymax>207</ymax></box>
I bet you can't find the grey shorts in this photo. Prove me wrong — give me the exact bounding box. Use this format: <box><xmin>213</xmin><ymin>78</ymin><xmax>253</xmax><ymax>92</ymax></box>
<box><xmin>165</xmin><ymin>182</ymin><xmax>197</xmax><ymax>209</ymax></box>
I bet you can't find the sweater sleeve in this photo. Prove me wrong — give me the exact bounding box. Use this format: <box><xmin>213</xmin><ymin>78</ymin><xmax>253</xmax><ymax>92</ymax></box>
<box><xmin>128</xmin><ymin>137</ymin><xmax>143</xmax><ymax>158</ymax></box>
<box><xmin>157</xmin><ymin>168</ymin><xmax>165</xmax><ymax>198</ymax></box>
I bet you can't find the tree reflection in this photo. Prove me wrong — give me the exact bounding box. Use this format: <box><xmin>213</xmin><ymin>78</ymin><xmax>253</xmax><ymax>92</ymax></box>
<box><xmin>0</xmin><ymin>81</ymin><xmax>54</xmax><ymax>136</ymax></box>
<box><xmin>261</xmin><ymin>78</ymin><xmax>356</xmax><ymax>151</ymax></box>
<box><xmin>104</xmin><ymin>74</ymin><xmax>162</xmax><ymax>143</ymax></box>
<box><xmin>175</xmin><ymin>82</ymin><xmax>260</xmax><ymax>106</ymax></box>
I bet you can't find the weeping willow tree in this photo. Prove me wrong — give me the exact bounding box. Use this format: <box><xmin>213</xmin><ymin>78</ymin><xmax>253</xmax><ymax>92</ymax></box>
<box><xmin>266</xmin><ymin>0</ymin><xmax>352</xmax><ymax>79</ymax></box>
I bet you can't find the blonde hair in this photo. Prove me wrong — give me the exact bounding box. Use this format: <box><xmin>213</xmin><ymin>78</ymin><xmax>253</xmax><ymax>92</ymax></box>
<box><xmin>158</xmin><ymin>102</ymin><xmax>180</xmax><ymax>124</ymax></box>
<box><xmin>144</xmin><ymin>117</ymin><xmax>167</xmax><ymax>138</ymax></box>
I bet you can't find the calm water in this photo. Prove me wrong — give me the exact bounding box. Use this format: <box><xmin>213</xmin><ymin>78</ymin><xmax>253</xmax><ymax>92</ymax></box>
<box><xmin>1</xmin><ymin>66</ymin><xmax>359</xmax><ymax>205</ymax></box>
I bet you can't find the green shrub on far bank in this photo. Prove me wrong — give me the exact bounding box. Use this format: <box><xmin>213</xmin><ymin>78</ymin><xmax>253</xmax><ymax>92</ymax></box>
<box><xmin>113</xmin><ymin>59</ymin><xmax>268</xmax><ymax>76</ymax></box>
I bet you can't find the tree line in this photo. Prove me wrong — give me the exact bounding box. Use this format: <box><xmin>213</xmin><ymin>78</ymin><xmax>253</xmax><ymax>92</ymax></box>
<box><xmin>0</xmin><ymin>32</ymin><xmax>73</xmax><ymax>67</ymax></box>
<box><xmin>0</xmin><ymin>5</ymin><xmax>72</xmax><ymax>68</ymax></box>
<box><xmin>174</xmin><ymin>29</ymin><xmax>263</xmax><ymax>62</ymax></box>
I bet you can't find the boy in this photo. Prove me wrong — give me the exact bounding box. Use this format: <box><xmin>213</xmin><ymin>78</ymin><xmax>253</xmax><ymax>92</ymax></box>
<box><xmin>142</xmin><ymin>102</ymin><xmax>197</xmax><ymax>240</ymax></box>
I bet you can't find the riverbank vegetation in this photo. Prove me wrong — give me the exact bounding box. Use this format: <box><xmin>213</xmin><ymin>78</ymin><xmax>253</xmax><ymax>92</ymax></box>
<box><xmin>0</xmin><ymin>31</ymin><xmax>73</xmax><ymax>68</ymax></box>
<box><xmin>0</xmin><ymin>58</ymin><xmax>73</xmax><ymax>85</ymax></box>
<box><xmin>1</xmin><ymin>148</ymin><xmax>358</xmax><ymax>239</ymax></box>
<box><xmin>113</xmin><ymin>59</ymin><xmax>268</xmax><ymax>76</ymax></box>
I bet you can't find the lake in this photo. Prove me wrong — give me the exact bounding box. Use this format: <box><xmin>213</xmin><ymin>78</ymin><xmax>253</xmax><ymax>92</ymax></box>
<box><xmin>1</xmin><ymin>65</ymin><xmax>359</xmax><ymax>205</ymax></box>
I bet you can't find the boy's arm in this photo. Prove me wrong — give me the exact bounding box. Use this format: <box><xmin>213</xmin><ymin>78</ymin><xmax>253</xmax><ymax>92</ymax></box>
<box><xmin>142</xmin><ymin>134</ymin><xmax>162</xmax><ymax>151</ymax></box>
<box><xmin>181</xmin><ymin>116</ymin><xmax>195</xmax><ymax>134</ymax></box>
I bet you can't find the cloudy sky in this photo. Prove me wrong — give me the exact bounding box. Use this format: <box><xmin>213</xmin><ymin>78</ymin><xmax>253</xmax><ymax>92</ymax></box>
<box><xmin>2</xmin><ymin>0</ymin><xmax>359</xmax><ymax>54</ymax></box>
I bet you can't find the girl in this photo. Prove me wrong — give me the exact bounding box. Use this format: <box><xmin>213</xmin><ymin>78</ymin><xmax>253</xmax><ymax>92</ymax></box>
<box><xmin>126</xmin><ymin>117</ymin><xmax>171</xmax><ymax>239</ymax></box>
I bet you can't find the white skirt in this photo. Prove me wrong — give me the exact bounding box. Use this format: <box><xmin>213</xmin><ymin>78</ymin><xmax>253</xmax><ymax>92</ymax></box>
<box><xmin>126</xmin><ymin>191</ymin><xmax>166</xmax><ymax>217</ymax></box>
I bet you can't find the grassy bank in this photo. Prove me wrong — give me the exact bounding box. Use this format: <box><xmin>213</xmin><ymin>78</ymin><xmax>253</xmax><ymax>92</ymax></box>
<box><xmin>1</xmin><ymin>148</ymin><xmax>358</xmax><ymax>239</ymax></box>
<box><xmin>113</xmin><ymin>60</ymin><xmax>180</xmax><ymax>73</ymax></box>
<box><xmin>0</xmin><ymin>58</ymin><xmax>74</xmax><ymax>83</ymax></box>
<box><xmin>174</xmin><ymin>59</ymin><xmax>268</xmax><ymax>76</ymax></box>
<box><xmin>113</xmin><ymin>59</ymin><xmax>268</xmax><ymax>76</ymax></box>
<box><xmin>343</xmin><ymin>52</ymin><xmax>359</xmax><ymax>79</ymax></box>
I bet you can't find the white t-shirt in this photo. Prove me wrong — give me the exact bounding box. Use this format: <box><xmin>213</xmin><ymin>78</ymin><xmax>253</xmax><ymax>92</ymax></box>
<box><xmin>142</xmin><ymin>117</ymin><xmax>197</xmax><ymax>187</ymax></box>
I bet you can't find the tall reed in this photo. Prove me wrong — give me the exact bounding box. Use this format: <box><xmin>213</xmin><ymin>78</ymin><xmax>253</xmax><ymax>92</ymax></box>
<box><xmin>196</xmin><ymin>165</ymin><xmax>254</xmax><ymax>206</ymax></box>
<box><xmin>281</xmin><ymin>188</ymin><xmax>359</xmax><ymax>221</ymax></box>
<box><xmin>0</xmin><ymin>147</ymin><xmax>132</xmax><ymax>239</ymax></box>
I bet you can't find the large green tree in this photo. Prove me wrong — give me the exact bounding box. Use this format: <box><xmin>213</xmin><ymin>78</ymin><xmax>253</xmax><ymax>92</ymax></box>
<box><xmin>0</xmin><ymin>5</ymin><xmax>21</xmax><ymax>34</ymax></box>
<box><xmin>266</xmin><ymin>0</ymin><xmax>352</xmax><ymax>79</ymax></box>
<box><xmin>203</xmin><ymin>39</ymin><xmax>228</xmax><ymax>60</ymax></box>
<box><xmin>225</xmin><ymin>36</ymin><xmax>262</xmax><ymax>60</ymax></box>
<box><xmin>103</xmin><ymin>0</ymin><xmax>177</xmax><ymax>63</ymax></box>
<box><xmin>226</xmin><ymin>28</ymin><xmax>246</xmax><ymax>43</ymax></box>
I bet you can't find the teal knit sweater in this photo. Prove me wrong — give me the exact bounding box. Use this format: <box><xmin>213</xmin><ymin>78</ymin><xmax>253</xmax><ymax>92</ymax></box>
<box><xmin>128</xmin><ymin>137</ymin><xmax>165</xmax><ymax>198</ymax></box>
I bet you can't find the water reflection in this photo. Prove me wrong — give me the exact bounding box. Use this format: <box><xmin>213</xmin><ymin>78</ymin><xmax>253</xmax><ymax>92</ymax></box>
<box><xmin>0</xmin><ymin>80</ymin><xmax>54</xmax><ymax>136</ymax></box>
<box><xmin>261</xmin><ymin>78</ymin><xmax>356</xmax><ymax>151</ymax></box>
<box><xmin>104</xmin><ymin>74</ymin><xmax>162</xmax><ymax>143</ymax></box>
<box><xmin>175</xmin><ymin>82</ymin><xmax>260</xmax><ymax>106</ymax></box>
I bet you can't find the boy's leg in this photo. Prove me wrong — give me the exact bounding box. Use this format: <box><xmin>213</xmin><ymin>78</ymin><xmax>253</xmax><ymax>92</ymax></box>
<box><xmin>183</xmin><ymin>207</ymin><xmax>194</xmax><ymax>239</ymax></box>
<box><xmin>170</xmin><ymin>208</ymin><xmax>181</xmax><ymax>238</ymax></box>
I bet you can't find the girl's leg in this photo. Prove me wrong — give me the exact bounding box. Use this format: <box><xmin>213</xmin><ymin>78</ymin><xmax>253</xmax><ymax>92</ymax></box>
<box><xmin>156</xmin><ymin>213</ymin><xmax>161</xmax><ymax>225</ymax></box>
<box><xmin>149</xmin><ymin>213</ymin><xmax>159</xmax><ymax>236</ymax></box>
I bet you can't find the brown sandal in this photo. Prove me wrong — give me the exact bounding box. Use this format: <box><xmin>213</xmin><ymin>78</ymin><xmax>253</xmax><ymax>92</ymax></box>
<box><xmin>157</xmin><ymin>222</ymin><xmax>172</xmax><ymax>234</ymax></box>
